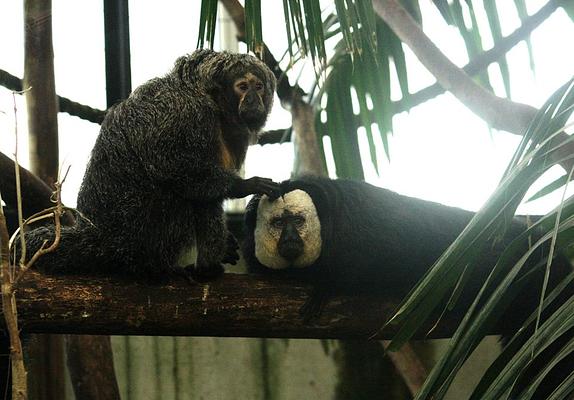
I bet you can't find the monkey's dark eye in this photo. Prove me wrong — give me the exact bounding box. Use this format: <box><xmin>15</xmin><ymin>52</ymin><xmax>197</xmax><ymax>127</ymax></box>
<box><xmin>255</xmin><ymin>82</ymin><xmax>264</xmax><ymax>91</ymax></box>
<box><xmin>236</xmin><ymin>82</ymin><xmax>249</xmax><ymax>92</ymax></box>
<box><xmin>270</xmin><ymin>217</ymin><xmax>285</xmax><ymax>229</ymax></box>
<box><xmin>292</xmin><ymin>216</ymin><xmax>305</xmax><ymax>227</ymax></box>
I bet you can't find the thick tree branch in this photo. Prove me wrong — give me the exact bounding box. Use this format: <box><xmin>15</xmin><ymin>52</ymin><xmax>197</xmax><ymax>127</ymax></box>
<box><xmin>0</xmin><ymin>69</ymin><xmax>106</xmax><ymax>124</ymax></box>
<box><xmin>0</xmin><ymin>151</ymin><xmax>53</xmax><ymax>216</ymax></box>
<box><xmin>8</xmin><ymin>271</ymin><xmax>502</xmax><ymax>340</ymax></box>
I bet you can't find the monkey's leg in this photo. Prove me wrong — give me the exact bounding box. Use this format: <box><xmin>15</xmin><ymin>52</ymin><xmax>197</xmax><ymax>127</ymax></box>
<box><xmin>221</xmin><ymin>233</ymin><xmax>239</xmax><ymax>265</ymax></box>
<box><xmin>188</xmin><ymin>204</ymin><xmax>227</xmax><ymax>282</ymax></box>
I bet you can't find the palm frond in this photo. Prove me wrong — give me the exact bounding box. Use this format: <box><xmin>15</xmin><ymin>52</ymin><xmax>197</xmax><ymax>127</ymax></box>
<box><xmin>513</xmin><ymin>0</ymin><xmax>536</xmax><ymax>72</ymax></box>
<box><xmin>385</xmin><ymin>78</ymin><xmax>574</xmax><ymax>399</ymax></box>
<box><xmin>484</xmin><ymin>0</ymin><xmax>512</xmax><ymax>97</ymax></box>
<box><xmin>197</xmin><ymin>0</ymin><xmax>218</xmax><ymax>49</ymax></box>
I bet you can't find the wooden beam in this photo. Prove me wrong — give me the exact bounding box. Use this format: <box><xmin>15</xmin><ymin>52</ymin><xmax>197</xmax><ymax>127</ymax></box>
<box><xmin>10</xmin><ymin>270</ymin><xmax>467</xmax><ymax>340</ymax></box>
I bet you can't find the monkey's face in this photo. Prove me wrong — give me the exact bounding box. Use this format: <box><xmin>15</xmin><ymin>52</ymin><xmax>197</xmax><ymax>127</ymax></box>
<box><xmin>233</xmin><ymin>72</ymin><xmax>269</xmax><ymax>131</ymax></box>
<box><xmin>254</xmin><ymin>190</ymin><xmax>322</xmax><ymax>270</ymax></box>
<box><xmin>176</xmin><ymin>50</ymin><xmax>275</xmax><ymax>132</ymax></box>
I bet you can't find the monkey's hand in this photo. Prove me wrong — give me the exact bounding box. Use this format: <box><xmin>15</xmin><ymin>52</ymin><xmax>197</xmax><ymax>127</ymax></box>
<box><xmin>222</xmin><ymin>233</ymin><xmax>240</xmax><ymax>265</ymax></box>
<box><xmin>228</xmin><ymin>176</ymin><xmax>281</xmax><ymax>199</ymax></box>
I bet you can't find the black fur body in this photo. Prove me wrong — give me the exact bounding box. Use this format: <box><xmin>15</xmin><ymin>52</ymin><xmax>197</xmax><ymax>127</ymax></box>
<box><xmin>243</xmin><ymin>176</ymin><xmax>574</xmax><ymax>398</ymax></box>
<box><xmin>245</xmin><ymin>177</ymin><xmax>537</xmax><ymax>295</ymax></box>
<box><xmin>244</xmin><ymin>177</ymin><xmax>573</xmax><ymax>325</ymax></box>
<box><xmin>21</xmin><ymin>50</ymin><xmax>278</xmax><ymax>280</ymax></box>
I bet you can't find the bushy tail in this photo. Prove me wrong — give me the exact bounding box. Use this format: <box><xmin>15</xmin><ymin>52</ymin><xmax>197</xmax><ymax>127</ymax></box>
<box><xmin>13</xmin><ymin>221</ymin><xmax>108</xmax><ymax>275</ymax></box>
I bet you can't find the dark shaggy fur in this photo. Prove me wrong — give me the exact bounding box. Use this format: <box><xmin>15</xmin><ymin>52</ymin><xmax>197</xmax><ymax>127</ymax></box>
<box><xmin>245</xmin><ymin>177</ymin><xmax>543</xmax><ymax>297</ymax></box>
<box><xmin>19</xmin><ymin>49</ymin><xmax>277</xmax><ymax>281</ymax></box>
<box><xmin>245</xmin><ymin>177</ymin><xmax>572</xmax><ymax>318</ymax></box>
<box><xmin>243</xmin><ymin>176</ymin><xmax>574</xmax><ymax>398</ymax></box>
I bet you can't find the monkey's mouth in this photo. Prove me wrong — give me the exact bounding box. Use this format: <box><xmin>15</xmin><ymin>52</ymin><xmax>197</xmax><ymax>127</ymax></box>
<box><xmin>278</xmin><ymin>243</ymin><xmax>304</xmax><ymax>264</ymax></box>
<box><xmin>240</xmin><ymin>110</ymin><xmax>266</xmax><ymax>129</ymax></box>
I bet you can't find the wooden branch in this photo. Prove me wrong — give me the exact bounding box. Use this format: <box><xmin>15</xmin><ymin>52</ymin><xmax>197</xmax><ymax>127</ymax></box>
<box><xmin>0</xmin><ymin>152</ymin><xmax>53</xmax><ymax>217</ymax></box>
<box><xmin>291</xmin><ymin>98</ymin><xmax>326</xmax><ymax>177</ymax></box>
<box><xmin>9</xmin><ymin>270</ymin><xmax>478</xmax><ymax>339</ymax></box>
<box><xmin>382</xmin><ymin>341</ymin><xmax>427</xmax><ymax>396</ymax></box>
<box><xmin>0</xmin><ymin>207</ymin><xmax>28</xmax><ymax>400</ymax></box>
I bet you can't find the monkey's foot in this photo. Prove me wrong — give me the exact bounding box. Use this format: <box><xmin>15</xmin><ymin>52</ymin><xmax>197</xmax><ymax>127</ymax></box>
<box><xmin>183</xmin><ymin>263</ymin><xmax>225</xmax><ymax>283</ymax></box>
<box><xmin>222</xmin><ymin>234</ymin><xmax>240</xmax><ymax>265</ymax></box>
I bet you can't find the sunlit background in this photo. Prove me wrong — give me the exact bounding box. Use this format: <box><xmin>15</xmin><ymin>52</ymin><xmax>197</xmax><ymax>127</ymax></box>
<box><xmin>1</xmin><ymin>0</ymin><xmax>573</xmax><ymax>214</ymax></box>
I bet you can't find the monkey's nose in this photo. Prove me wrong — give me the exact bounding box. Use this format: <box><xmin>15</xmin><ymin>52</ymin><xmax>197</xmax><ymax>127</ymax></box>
<box><xmin>278</xmin><ymin>242</ymin><xmax>303</xmax><ymax>262</ymax></box>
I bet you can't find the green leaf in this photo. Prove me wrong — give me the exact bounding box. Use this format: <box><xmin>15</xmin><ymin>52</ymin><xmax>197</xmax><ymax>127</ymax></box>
<box><xmin>470</xmin><ymin>272</ymin><xmax>574</xmax><ymax>400</ymax></box>
<box><xmin>290</xmin><ymin>0</ymin><xmax>309</xmax><ymax>57</ymax></box>
<box><xmin>561</xmin><ymin>1</ymin><xmax>574</xmax><ymax>23</ymax></box>
<box><xmin>513</xmin><ymin>0</ymin><xmax>536</xmax><ymax>72</ymax></box>
<box><xmin>386</xmin><ymin>78</ymin><xmax>574</xmax><ymax>398</ymax></box>
<box><xmin>526</xmin><ymin>174</ymin><xmax>568</xmax><ymax>203</ymax></box>
<box><xmin>282</xmin><ymin>0</ymin><xmax>295</xmax><ymax>61</ymax></box>
<box><xmin>196</xmin><ymin>0</ymin><xmax>218</xmax><ymax>49</ymax></box>
<box><xmin>432</xmin><ymin>0</ymin><xmax>454</xmax><ymax>25</ymax></box>
<box><xmin>449</xmin><ymin>0</ymin><xmax>492</xmax><ymax>90</ymax></box>
<box><xmin>324</xmin><ymin>56</ymin><xmax>364</xmax><ymax>179</ymax></box>
<box><xmin>334</xmin><ymin>0</ymin><xmax>353</xmax><ymax>52</ymax></box>
<box><xmin>547</xmin><ymin>369</ymin><xmax>574</xmax><ymax>399</ymax></box>
<box><xmin>244</xmin><ymin>0</ymin><xmax>263</xmax><ymax>56</ymax></box>
<box><xmin>484</xmin><ymin>0</ymin><xmax>512</xmax><ymax>97</ymax></box>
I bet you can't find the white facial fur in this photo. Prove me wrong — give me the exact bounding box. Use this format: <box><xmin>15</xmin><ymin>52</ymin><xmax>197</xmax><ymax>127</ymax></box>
<box><xmin>254</xmin><ymin>189</ymin><xmax>322</xmax><ymax>269</ymax></box>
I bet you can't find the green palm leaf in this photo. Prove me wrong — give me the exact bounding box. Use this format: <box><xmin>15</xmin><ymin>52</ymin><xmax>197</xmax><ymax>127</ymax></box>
<box><xmin>386</xmin><ymin>78</ymin><xmax>574</xmax><ymax>399</ymax></box>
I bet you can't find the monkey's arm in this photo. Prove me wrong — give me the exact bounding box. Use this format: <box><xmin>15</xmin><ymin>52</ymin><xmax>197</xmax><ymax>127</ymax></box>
<box><xmin>227</xmin><ymin>176</ymin><xmax>279</xmax><ymax>199</ymax></box>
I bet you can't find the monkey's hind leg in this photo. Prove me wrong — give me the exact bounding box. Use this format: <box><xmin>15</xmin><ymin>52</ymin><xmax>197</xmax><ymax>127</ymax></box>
<box><xmin>186</xmin><ymin>204</ymin><xmax>228</xmax><ymax>282</ymax></box>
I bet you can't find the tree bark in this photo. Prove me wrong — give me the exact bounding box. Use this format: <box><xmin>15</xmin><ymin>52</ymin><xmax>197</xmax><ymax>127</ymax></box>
<box><xmin>291</xmin><ymin>97</ymin><xmax>325</xmax><ymax>177</ymax></box>
<box><xmin>66</xmin><ymin>335</ymin><xmax>121</xmax><ymax>400</ymax></box>
<box><xmin>5</xmin><ymin>270</ymin><xmax>496</xmax><ymax>340</ymax></box>
<box><xmin>21</xmin><ymin>2</ymin><xmax>64</xmax><ymax>398</ymax></box>
<box><xmin>23</xmin><ymin>0</ymin><xmax>59</xmax><ymax>187</ymax></box>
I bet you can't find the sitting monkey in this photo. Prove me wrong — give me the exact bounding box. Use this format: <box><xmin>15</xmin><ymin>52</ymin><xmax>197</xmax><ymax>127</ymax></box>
<box><xmin>19</xmin><ymin>49</ymin><xmax>279</xmax><ymax>281</ymax></box>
